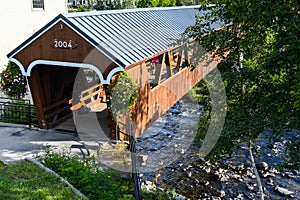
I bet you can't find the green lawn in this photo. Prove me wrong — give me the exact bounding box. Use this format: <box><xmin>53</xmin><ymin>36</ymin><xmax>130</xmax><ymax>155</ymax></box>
<box><xmin>0</xmin><ymin>150</ymin><xmax>177</xmax><ymax>200</ymax></box>
<box><xmin>0</xmin><ymin>160</ymin><xmax>82</xmax><ymax>200</ymax></box>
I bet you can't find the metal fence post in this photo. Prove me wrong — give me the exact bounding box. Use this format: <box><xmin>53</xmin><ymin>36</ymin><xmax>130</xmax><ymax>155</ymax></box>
<box><xmin>28</xmin><ymin>100</ymin><xmax>32</xmax><ymax>128</ymax></box>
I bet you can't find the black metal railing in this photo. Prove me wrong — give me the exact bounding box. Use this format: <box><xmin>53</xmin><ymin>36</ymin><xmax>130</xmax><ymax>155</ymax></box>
<box><xmin>0</xmin><ymin>97</ymin><xmax>37</xmax><ymax>127</ymax></box>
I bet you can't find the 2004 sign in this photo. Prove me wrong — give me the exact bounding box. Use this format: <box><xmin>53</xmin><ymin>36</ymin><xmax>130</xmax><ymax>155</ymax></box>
<box><xmin>51</xmin><ymin>39</ymin><xmax>78</xmax><ymax>49</ymax></box>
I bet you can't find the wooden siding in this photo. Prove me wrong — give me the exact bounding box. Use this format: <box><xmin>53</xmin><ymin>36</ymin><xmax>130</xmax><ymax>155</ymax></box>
<box><xmin>13</xmin><ymin>20</ymin><xmax>114</xmax><ymax>79</ymax></box>
<box><xmin>126</xmin><ymin>55</ymin><xmax>220</xmax><ymax>138</ymax></box>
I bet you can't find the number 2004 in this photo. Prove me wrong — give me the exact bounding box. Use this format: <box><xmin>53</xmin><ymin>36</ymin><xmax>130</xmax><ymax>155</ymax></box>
<box><xmin>54</xmin><ymin>40</ymin><xmax>72</xmax><ymax>48</ymax></box>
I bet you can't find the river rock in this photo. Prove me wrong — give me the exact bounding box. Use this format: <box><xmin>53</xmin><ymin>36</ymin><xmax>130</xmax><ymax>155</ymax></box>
<box><xmin>262</xmin><ymin>171</ymin><xmax>275</xmax><ymax>178</ymax></box>
<box><xmin>219</xmin><ymin>190</ymin><xmax>226</xmax><ymax>198</ymax></box>
<box><xmin>247</xmin><ymin>184</ymin><xmax>254</xmax><ymax>191</ymax></box>
<box><xmin>274</xmin><ymin>185</ymin><xmax>294</xmax><ymax>196</ymax></box>
<box><xmin>168</xmin><ymin>108</ymin><xmax>181</xmax><ymax>115</ymax></box>
<box><xmin>266</xmin><ymin>178</ymin><xmax>274</xmax><ymax>186</ymax></box>
<box><xmin>232</xmin><ymin>174</ymin><xmax>241</xmax><ymax>180</ymax></box>
<box><xmin>255</xmin><ymin>162</ymin><xmax>269</xmax><ymax>171</ymax></box>
<box><xmin>173</xmin><ymin>194</ymin><xmax>186</xmax><ymax>200</ymax></box>
<box><xmin>285</xmin><ymin>171</ymin><xmax>296</xmax><ymax>179</ymax></box>
<box><xmin>138</xmin><ymin>154</ymin><xmax>148</xmax><ymax>163</ymax></box>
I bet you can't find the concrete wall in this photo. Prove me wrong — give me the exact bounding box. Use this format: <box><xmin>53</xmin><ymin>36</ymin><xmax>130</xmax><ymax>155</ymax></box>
<box><xmin>0</xmin><ymin>0</ymin><xmax>67</xmax><ymax>71</ymax></box>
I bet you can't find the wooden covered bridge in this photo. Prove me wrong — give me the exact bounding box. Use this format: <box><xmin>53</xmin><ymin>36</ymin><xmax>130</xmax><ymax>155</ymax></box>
<box><xmin>7</xmin><ymin>6</ymin><xmax>221</xmax><ymax>140</ymax></box>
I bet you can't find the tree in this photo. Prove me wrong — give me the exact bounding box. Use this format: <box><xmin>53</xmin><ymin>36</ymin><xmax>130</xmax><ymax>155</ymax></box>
<box><xmin>94</xmin><ymin>0</ymin><xmax>124</xmax><ymax>10</ymax></box>
<box><xmin>169</xmin><ymin>0</ymin><xmax>176</xmax><ymax>6</ymax></box>
<box><xmin>186</xmin><ymin>1</ymin><xmax>300</xmax><ymax>168</ymax></box>
<box><xmin>94</xmin><ymin>0</ymin><xmax>106</xmax><ymax>10</ymax></box>
<box><xmin>136</xmin><ymin>0</ymin><xmax>159</xmax><ymax>8</ymax></box>
<box><xmin>158</xmin><ymin>0</ymin><xmax>170</xmax><ymax>7</ymax></box>
<box><xmin>122</xmin><ymin>0</ymin><xmax>135</xmax><ymax>9</ymax></box>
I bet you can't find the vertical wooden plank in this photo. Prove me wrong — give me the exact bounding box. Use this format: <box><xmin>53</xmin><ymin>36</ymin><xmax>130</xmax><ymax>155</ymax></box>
<box><xmin>27</xmin><ymin>68</ymin><xmax>48</xmax><ymax>128</ymax></box>
<box><xmin>40</xmin><ymin>67</ymin><xmax>51</xmax><ymax>106</ymax></box>
<box><xmin>176</xmin><ymin>49</ymin><xmax>183</xmax><ymax>71</ymax></box>
<box><xmin>152</xmin><ymin>54</ymin><xmax>165</xmax><ymax>85</ymax></box>
<box><xmin>184</xmin><ymin>44</ymin><xmax>190</xmax><ymax>66</ymax></box>
<box><xmin>165</xmin><ymin>52</ymin><xmax>173</xmax><ymax>77</ymax></box>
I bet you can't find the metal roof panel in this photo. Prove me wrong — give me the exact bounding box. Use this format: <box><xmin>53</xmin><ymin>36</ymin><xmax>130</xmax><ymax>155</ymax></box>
<box><xmin>64</xmin><ymin>6</ymin><xmax>203</xmax><ymax>67</ymax></box>
<box><xmin>8</xmin><ymin>6</ymin><xmax>223</xmax><ymax>69</ymax></box>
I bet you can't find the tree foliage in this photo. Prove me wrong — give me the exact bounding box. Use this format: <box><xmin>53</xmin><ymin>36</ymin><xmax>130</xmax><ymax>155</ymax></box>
<box><xmin>158</xmin><ymin>0</ymin><xmax>171</xmax><ymax>7</ymax></box>
<box><xmin>92</xmin><ymin>0</ymin><xmax>199</xmax><ymax>9</ymax></box>
<box><xmin>186</xmin><ymin>1</ymin><xmax>300</xmax><ymax>166</ymax></box>
<box><xmin>94</xmin><ymin>0</ymin><xmax>124</xmax><ymax>10</ymax></box>
<box><xmin>136</xmin><ymin>0</ymin><xmax>159</xmax><ymax>8</ymax></box>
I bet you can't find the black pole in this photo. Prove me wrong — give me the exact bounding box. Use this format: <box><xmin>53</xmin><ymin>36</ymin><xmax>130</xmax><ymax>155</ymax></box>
<box><xmin>28</xmin><ymin>100</ymin><xmax>32</xmax><ymax>128</ymax></box>
<box><xmin>129</xmin><ymin>122</ymin><xmax>142</xmax><ymax>200</ymax></box>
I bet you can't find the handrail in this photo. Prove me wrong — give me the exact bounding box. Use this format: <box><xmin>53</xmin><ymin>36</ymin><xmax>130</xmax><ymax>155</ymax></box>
<box><xmin>43</xmin><ymin>98</ymin><xmax>70</xmax><ymax>112</ymax></box>
<box><xmin>70</xmin><ymin>83</ymin><xmax>106</xmax><ymax>112</ymax></box>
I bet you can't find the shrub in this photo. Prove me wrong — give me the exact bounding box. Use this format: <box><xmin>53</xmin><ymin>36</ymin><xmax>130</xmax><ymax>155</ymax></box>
<box><xmin>36</xmin><ymin>148</ymin><xmax>178</xmax><ymax>199</ymax></box>
<box><xmin>0</xmin><ymin>62</ymin><xmax>27</xmax><ymax>99</ymax></box>
<box><xmin>36</xmin><ymin>148</ymin><xmax>134</xmax><ymax>200</ymax></box>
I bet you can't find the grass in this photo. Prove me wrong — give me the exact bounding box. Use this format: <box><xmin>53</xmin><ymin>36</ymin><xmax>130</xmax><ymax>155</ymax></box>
<box><xmin>35</xmin><ymin>148</ymin><xmax>135</xmax><ymax>200</ymax></box>
<box><xmin>0</xmin><ymin>149</ymin><xmax>178</xmax><ymax>199</ymax></box>
<box><xmin>0</xmin><ymin>160</ymin><xmax>81</xmax><ymax>200</ymax></box>
<box><xmin>36</xmin><ymin>148</ymin><xmax>178</xmax><ymax>200</ymax></box>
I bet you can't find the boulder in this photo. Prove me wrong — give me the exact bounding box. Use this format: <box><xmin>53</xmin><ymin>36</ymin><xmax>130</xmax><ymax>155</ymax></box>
<box><xmin>255</xmin><ymin>162</ymin><xmax>269</xmax><ymax>171</ymax></box>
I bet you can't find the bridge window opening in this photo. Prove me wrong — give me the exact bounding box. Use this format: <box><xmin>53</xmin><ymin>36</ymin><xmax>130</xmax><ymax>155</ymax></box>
<box><xmin>82</xmin><ymin>68</ymin><xmax>100</xmax><ymax>85</ymax></box>
<box><xmin>71</xmin><ymin>69</ymin><xmax>107</xmax><ymax>113</ymax></box>
<box><xmin>146</xmin><ymin>49</ymin><xmax>191</xmax><ymax>89</ymax></box>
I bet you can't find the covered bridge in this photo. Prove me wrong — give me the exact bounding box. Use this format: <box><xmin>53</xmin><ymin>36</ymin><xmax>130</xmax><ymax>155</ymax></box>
<box><xmin>7</xmin><ymin>6</ymin><xmax>221</xmax><ymax>140</ymax></box>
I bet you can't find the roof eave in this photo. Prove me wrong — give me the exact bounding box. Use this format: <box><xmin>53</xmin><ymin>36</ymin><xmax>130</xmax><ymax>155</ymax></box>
<box><xmin>7</xmin><ymin>13</ymin><xmax>126</xmax><ymax>69</ymax></box>
<box><xmin>7</xmin><ymin>14</ymin><xmax>67</xmax><ymax>59</ymax></box>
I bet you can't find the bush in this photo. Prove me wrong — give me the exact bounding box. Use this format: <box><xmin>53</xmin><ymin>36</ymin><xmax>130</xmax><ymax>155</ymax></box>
<box><xmin>0</xmin><ymin>62</ymin><xmax>27</xmax><ymax>99</ymax></box>
<box><xmin>36</xmin><ymin>148</ymin><xmax>178</xmax><ymax>200</ymax></box>
<box><xmin>36</xmin><ymin>148</ymin><xmax>134</xmax><ymax>200</ymax></box>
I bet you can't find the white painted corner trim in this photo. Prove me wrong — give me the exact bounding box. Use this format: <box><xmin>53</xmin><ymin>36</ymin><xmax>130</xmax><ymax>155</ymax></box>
<box><xmin>8</xmin><ymin>58</ymin><xmax>124</xmax><ymax>84</ymax></box>
<box><xmin>9</xmin><ymin>58</ymin><xmax>27</xmax><ymax>76</ymax></box>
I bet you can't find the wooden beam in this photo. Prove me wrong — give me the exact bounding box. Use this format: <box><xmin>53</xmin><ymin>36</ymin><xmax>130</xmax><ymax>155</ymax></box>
<box><xmin>27</xmin><ymin>69</ymin><xmax>48</xmax><ymax>128</ymax></box>
<box><xmin>184</xmin><ymin>44</ymin><xmax>190</xmax><ymax>66</ymax></box>
<box><xmin>165</xmin><ymin>52</ymin><xmax>173</xmax><ymax>77</ymax></box>
<box><xmin>176</xmin><ymin>49</ymin><xmax>183</xmax><ymax>71</ymax></box>
<box><xmin>48</xmin><ymin>112</ymin><xmax>73</xmax><ymax>129</ymax></box>
<box><xmin>45</xmin><ymin>105</ymin><xmax>71</xmax><ymax>120</ymax></box>
<box><xmin>70</xmin><ymin>102</ymin><xmax>83</xmax><ymax>111</ymax></box>
<box><xmin>43</xmin><ymin>98</ymin><xmax>70</xmax><ymax>112</ymax></box>
<box><xmin>152</xmin><ymin>54</ymin><xmax>165</xmax><ymax>85</ymax></box>
<box><xmin>41</xmin><ymin>67</ymin><xmax>51</xmax><ymax>106</ymax></box>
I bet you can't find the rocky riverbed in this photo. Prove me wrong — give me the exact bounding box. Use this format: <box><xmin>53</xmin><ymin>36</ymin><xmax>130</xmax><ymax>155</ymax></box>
<box><xmin>135</xmin><ymin>95</ymin><xmax>300</xmax><ymax>199</ymax></box>
<box><xmin>92</xmin><ymin>93</ymin><xmax>299</xmax><ymax>199</ymax></box>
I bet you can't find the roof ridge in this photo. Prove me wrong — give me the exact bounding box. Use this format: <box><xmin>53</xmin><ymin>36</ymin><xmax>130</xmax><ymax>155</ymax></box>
<box><xmin>63</xmin><ymin>5</ymin><xmax>200</xmax><ymax>18</ymax></box>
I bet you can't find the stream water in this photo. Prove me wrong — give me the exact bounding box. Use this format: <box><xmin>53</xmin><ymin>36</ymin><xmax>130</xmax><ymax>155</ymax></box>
<box><xmin>135</xmin><ymin>95</ymin><xmax>300</xmax><ymax>199</ymax></box>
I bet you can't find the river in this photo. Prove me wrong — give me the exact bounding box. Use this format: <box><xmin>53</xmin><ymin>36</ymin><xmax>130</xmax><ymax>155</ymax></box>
<box><xmin>135</xmin><ymin>94</ymin><xmax>300</xmax><ymax>199</ymax></box>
